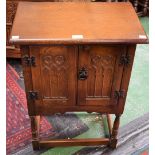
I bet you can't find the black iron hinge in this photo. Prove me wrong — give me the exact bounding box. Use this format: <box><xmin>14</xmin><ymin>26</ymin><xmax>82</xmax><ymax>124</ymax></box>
<box><xmin>28</xmin><ymin>91</ymin><xmax>38</xmax><ymax>100</ymax></box>
<box><xmin>119</xmin><ymin>55</ymin><xmax>130</xmax><ymax>66</ymax></box>
<box><xmin>114</xmin><ymin>90</ymin><xmax>125</xmax><ymax>99</ymax></box>
<box><xmin>22</xmin><ymin>55</ymin><xmax>36</xmax><ymax>66</ymax></box>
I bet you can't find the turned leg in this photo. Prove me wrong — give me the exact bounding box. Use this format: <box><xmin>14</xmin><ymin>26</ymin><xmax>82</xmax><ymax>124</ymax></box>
<box><xmin>110</xmin><ymin>114</ymin><xmax>121</xmax><ymax>149</ymax></box>
<box><xmin>133</xmin><ymin>0</ymin><xmax>138</xmax><ymax>12</ymax></box>
<box><xmin>143</xmin><ymin>0</ymin><xmax>148</xmax><ymax>16</ymax></box>
<box><xmin>30</xmin><ymin>116</ymin><xmax>40</xmax><ymax>150</ymax></box>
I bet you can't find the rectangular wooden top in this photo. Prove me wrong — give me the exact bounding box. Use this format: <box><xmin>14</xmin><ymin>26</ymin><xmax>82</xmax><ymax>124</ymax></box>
<box><xmin>10</xmin><ymin>2</ymin><xmax>148</xmax><ymax>45</ymax></box>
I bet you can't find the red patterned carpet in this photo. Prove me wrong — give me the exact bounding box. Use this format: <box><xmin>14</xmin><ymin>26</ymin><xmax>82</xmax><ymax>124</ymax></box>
<box><xmin>6</xmin><ymin>64</ymin><xmax>52</xmax><ymax>154</ymax></box>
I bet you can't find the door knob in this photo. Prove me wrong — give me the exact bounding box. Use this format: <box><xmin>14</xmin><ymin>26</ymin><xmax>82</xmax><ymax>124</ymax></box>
<box><xmin>78</xmin><ymin>67</ymin><xmax>88</xmax><ymax>80</ymax></box>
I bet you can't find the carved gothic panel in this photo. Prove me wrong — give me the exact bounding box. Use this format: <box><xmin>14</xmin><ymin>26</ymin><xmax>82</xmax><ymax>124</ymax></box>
<box><xmin>33</xmin><ymin>46</ymin><xmax>76</xmax><ymax>102</ymax></box>
<box><xmin>29</xmin><ymin>46</ymin><xmax>77</xmax><ymax>106</ymax></box>
<box><xmin>87</xmin><ymin>54</ymin><xmax>115</xmax><ymax>97</ymax></box>
<box><xmin>41</xmin><ymin>54</ymin><xmax>69</xmax><ymax>98</ymax></box>
<box><xmin>78</xmin><ymin>45</ymin><xmax>125</xmax><ymax>106</ymax></box>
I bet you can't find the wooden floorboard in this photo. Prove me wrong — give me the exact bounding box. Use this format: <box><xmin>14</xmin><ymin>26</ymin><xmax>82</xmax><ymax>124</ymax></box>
<box><xmin>73</xmin><ymin>113</ymin><xmax>149</xmax><ymax>155</ymax></box>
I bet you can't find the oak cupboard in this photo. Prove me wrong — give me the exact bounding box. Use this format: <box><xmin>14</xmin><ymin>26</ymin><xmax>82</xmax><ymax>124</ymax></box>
<box><xmin>10</xmin><ymin>2</ymin><xmax>148</xmax><ymax>149</ymax></box>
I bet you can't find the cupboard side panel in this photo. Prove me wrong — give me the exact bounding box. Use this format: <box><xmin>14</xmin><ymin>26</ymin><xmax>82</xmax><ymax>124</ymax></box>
<box><xmin>117</xmin><ymin>45</ymin><xmax>136</xmax><ymax>114</ymax></box>
<box><xmin>21</xmin><ymin>45</ymin><xmax>36</xmax><ymax>115</ymax></box>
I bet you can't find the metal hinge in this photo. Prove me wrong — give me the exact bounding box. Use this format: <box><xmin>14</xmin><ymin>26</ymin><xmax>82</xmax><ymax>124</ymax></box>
<box><xmin>28</xmin><ymin>91</ymin><xmax>38</xmax><ymax>100</ymax></box>
<box><xmin>114</xmin><ymin>90</ymin><xmax>125</xmax><ymax>99</ymax></box>
<box><xmin>22</xmin><ymin>55</ymin><xmax>36</xmax><ymax>66</ymax></box>
<box><xmin>119</xmin><ymin>55</ymin><xmax>130</xmax><ymax>66</ymax></box>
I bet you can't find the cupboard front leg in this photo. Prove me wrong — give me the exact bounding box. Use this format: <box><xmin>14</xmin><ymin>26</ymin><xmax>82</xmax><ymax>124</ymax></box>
<box><xmin>30</xmin><ymin>116</ymin><xmax>40</xmax><ymax>150</ymax></box>
<box><xmin>110</xmin><ymin>114</ymin><xmax>121</xmax><ymax>149</ymax></box>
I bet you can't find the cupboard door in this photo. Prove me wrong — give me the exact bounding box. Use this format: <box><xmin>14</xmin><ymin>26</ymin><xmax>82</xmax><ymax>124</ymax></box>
<box><xmin>30</xmin><ymin>45</ymin><xmax>77</xmax><ymax>110</ymax></box>
<box><xmin>77</xmin><ymin>45</ymin><xmax>126</xmax><ymax>106</ymax></box>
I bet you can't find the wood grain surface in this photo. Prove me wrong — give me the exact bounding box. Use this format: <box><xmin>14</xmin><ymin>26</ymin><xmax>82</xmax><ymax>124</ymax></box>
<box><xmin>10</xmin><ymin>2</ymin><xmax>148</xmax><ymax>45</ymax></box>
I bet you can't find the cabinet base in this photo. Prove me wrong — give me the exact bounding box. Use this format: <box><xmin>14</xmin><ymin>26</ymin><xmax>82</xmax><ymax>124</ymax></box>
<box><xmin>30</xmin><ymin>114</ymin><xmax>120</xmax><ymax>150</ymax></box>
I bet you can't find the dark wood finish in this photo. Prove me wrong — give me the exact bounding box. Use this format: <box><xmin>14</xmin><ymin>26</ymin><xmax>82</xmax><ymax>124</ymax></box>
<box><xmin>11</xmin><ymin>2</ymin><xmax>148</xmax><ymax>150</ymax></box>
<box><xmin>133</xmin><ymin>0</ymin><xmax>138</xmax><ymax>12</ymax></box>
<box><xmin>137</xmin><ymin>0</ymin><xmax>149</xmax><ymax>16</ymax></box>
<box><xmin>141</xmin><ymin>0</ymin><xmax>149</xmax><ymax>16</ymax></box>
<box><xmin>130</xmin><ymin>0</ymin><xmax>149</xmax><ymax>16</ymax></box>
